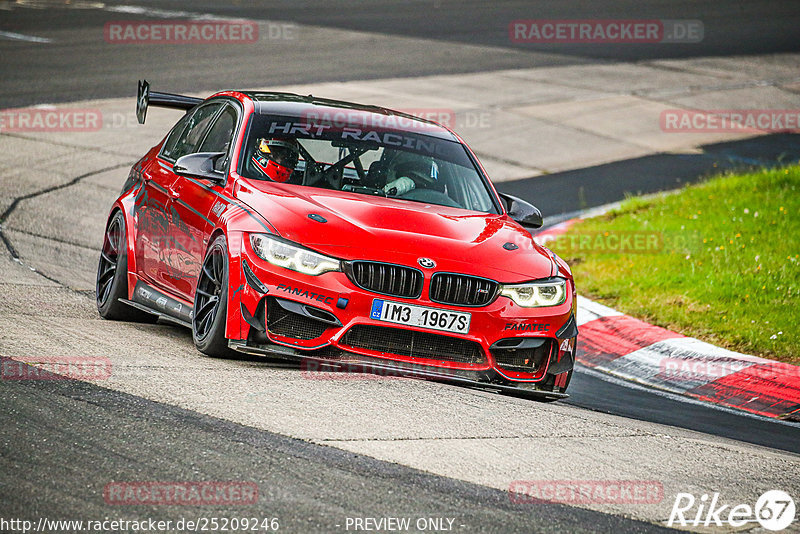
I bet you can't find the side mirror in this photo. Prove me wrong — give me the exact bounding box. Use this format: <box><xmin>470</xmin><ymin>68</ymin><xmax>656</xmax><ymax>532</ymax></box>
<box><xmin>499</xmin><ymin>193</ymin><xmax>543</xmax><ymax>229</ymax></box>
<box><xmin>173</xmin><ymin>152</ymin><xmax>226</xmax><ymax>183</ymax></box>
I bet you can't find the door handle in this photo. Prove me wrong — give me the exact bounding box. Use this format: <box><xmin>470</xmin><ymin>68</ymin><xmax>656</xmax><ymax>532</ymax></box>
<box><xmin>169</xmin><ymin>184</ymin><xmax>182</xmax><ymax>199</ymax></box>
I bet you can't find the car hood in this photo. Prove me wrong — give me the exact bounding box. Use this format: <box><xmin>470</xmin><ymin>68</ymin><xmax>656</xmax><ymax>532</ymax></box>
<box><xmin>236</xmin><ymin>180</ymin><xmax>556</xmax><ymax>282</ymax></box>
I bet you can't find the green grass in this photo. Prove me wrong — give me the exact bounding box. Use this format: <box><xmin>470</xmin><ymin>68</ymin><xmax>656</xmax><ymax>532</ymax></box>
<box><xmin>549</xmin><ymin>164</ymin><xmax>799</xmax><ymax>363</ymax></box>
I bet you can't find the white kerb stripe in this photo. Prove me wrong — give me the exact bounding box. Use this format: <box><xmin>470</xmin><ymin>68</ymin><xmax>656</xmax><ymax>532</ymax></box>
<box><xmin>576</xmin><ymin>295</ymin><xmax>623</xmax><ymax>326</ymax></box>
<box><xmin>598</xmin><ymin>337</ymin><xmax>757</xmax><ymax>394</ymax></box>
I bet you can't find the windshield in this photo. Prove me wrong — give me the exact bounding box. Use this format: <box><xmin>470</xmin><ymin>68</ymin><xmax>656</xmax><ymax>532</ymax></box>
<box><xmin>239</xmin><ymin>114</ymin><xmax>500</xmax><ymax>214</ymax></box>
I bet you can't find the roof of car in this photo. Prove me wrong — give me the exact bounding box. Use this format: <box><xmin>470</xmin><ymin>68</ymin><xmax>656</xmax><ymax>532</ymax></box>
<box><xmin>239</xmin><ymin>91</ymin><xmax>459</xmax><ymax>141</ymax></box>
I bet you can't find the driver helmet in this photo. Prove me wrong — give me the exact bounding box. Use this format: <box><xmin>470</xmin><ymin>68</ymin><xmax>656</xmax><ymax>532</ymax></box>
<box><xmin>252</xmin><ymin>137</ymin><xmax>300</xmax><ymax>182</ymax></box>
<box><xmin>391</xmin><ymin>154</ymin><xmax>438</xmax><ymax>185</ymax></box>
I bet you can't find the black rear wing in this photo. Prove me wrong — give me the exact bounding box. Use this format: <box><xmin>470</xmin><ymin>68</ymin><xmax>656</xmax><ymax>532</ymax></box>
<box><xmin>136</xmin><ymin>79</ymin><xmax>203</xmax><ymax>124</ymax></box>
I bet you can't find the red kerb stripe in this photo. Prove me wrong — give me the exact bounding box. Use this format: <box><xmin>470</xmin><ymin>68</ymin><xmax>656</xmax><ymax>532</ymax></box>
<box><xmin>577</xmin><ymin>315</ymin><xmax>683</xmax><ymax>367</ymax></box>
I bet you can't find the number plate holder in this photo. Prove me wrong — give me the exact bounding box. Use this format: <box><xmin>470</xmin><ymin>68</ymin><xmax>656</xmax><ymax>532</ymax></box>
<box><xmin>369</xmin><ymin>299</ymin><xmax>471</xmax><ymax>334</ymax></box>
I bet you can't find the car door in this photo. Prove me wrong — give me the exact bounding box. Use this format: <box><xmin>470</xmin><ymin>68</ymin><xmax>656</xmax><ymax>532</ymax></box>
<box><xmin>133</xmin><ymin>155</ymin><xmax>175</xmax><ymax>289</ymax></box>
<box><xmin>168</xmin><ymin>102</ymin><xmax>239</xmax><ymax>300</ymax></box>
<box><xmin>136</xmin><ymin>101</ymin><xmax>223</xmax><ymax>297</ymax></box>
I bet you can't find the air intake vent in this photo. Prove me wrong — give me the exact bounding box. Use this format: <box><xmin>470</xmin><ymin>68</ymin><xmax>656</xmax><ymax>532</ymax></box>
<box><xmin>267</xmin><ymin>299</ymin><xmax>329</xmax><ymax>340</ymax></box>
<box><xmin>491</xmin><ymin>339</ymin><xmax>554</xmax><ymax>373</ymax></box>
<box><xmin>341</xmin><ymin>325</ymin><xmax>485</xmax><ymax>364</ymax></box>
<box><xmin>429</xmin><ymin>273</ymin><xmax>498</xmax><ymax>307</ymax></box>
<box><xmin>345</xmin><ymin>261</ymin><xmax>423</xmax><ymax>299</ymax></box>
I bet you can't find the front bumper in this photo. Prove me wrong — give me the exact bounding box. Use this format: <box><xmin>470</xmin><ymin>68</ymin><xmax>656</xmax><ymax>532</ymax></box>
<box><xmin>229</xmin><ymin>236</ymin><xmax>577</xmax><ymax>391</ymax></box>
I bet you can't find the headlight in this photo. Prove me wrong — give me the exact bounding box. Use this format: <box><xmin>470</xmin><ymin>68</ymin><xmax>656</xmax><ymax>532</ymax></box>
<box><xmin>250</xmin><ymin>234</ymin><xmax>340</xmax><ymax>276</ymax></box>
<box><xmin>500</xmin><ymin>278</ymin><xmax>567</xmax><ymax>307</ymax></box>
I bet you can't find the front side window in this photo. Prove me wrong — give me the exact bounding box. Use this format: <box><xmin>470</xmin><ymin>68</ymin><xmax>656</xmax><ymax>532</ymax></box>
<box><xmin>200</xmin><ymin>105</ymin><xmax>237</xmax><ymax>153</ymax></box>
<box><xmin>199</xmin><ymin>105</ymin><xmax>238</xmax><ymax>172</ymax></box>
<box><xmin>161</xmin><ymin>103</ymin><xmax>222</xmax><ymax>161</ymax></box>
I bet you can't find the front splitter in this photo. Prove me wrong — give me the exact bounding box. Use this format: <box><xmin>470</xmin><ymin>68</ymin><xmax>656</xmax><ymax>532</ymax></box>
<box><xmin>228</xmin><ymin>340</ymin><xmax>569</xmax><ymax>401</ymax></box>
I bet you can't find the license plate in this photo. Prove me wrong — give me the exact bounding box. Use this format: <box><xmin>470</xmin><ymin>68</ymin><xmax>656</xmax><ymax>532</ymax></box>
<box><xmin>370</xmin><ymin>299</ymin><xmax>471</xmax><ymax>334</ymax></box>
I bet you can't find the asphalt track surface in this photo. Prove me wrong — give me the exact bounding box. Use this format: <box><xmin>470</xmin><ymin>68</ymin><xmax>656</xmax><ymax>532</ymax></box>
<box><xmin>1</xmin><ymin>0</ymin><xmax>800</xmax><ymax>107</ymax></box>
<box><xmin>500</xmin><ymin>133</ymin><xmax>800</xmax><ymax>220</ymax></box>
<box><xmin>2</xmin><ymin>361</ymin><xmax>677</xmax><ymax>534</ymax></box>
<box><xmin>1</xmin><ymin>1</ymin><xmax>800</xmax><ymax>532</ymax></box>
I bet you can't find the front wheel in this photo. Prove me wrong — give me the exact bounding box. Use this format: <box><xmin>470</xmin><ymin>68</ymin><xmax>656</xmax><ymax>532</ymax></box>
<box><xmin>505</xmin><ymin>370</ymin><xmax>572</xmax><ymax>402</ymax></box>
<box><xmin>539</xmin><ymin>370</ymin><xmax>573</xmax><ymax>400</ymax></box>
<box><xmin>192</xmin><ymin>235</ymin><xmax>235</xmax><ymax>357</ymax></box>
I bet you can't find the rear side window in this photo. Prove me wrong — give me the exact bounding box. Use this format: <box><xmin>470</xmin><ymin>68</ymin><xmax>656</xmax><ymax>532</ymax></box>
<box><xmin>161</xmin><ymin>103</ymin><xmax>222</xmax><ymax>161</ymax></box>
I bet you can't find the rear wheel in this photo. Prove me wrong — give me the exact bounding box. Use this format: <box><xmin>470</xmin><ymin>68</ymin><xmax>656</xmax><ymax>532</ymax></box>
<box><xmin>96</xmin><ymin>211</ymin><xmax>156</xmax><ymax>322</ymax></box>
<box><xmin>192</xmin><ymin>235</ymin><xmax>235</xmax><ymax>357</ymax></box>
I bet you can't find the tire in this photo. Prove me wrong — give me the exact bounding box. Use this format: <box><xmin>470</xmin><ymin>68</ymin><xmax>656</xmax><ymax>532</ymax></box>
<box><xmin>192</xmin><ymin>234</ymin><xmax>236</xmax><ymax>357</ymax></box>
<box><xmin>505</xmin><ymin>370</ymin><xmax>572</xmax><ymax>402</ymax></box>
<box><xmin>96</xmin><ymin>211</ymin><xmax>157</xmax><ymax>323</ymax></box>
<box><xmin>541</xmin><ymin>370</ymin><xmax>573</xmax><ymax>398</ymax></box>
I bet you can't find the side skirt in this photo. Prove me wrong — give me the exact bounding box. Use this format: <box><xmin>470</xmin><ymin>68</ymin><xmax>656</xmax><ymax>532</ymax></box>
<box><xmin>121</xmin><ymin>280</ymin><xmax>194</xmax><ymax>328</ymax></box>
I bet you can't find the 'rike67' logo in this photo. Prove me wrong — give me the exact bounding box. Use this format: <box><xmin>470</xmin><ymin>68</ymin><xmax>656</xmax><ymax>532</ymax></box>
<box><xmin>668</xmin><ymin>490</ymin><xmax>795</xmax><ymax>531</ymax></box>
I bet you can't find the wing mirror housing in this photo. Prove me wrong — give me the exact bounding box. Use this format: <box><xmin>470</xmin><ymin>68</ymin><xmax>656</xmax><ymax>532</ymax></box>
<box><xmin>173</xmin><ymin>152</ymin><xmax>227</xmax><ymax>183</ymax></box>
<box><xmin>499</xmin><ymin>193</ymin><xmax>543</xmax><ymax>229</ymax></box>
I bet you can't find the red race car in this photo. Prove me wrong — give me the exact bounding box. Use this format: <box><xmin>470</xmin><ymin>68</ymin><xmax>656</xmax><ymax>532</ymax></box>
<box><xmin>97</xmin><ymin>80</ymin><xmax>577</xmax><ymax>399</ymax></box>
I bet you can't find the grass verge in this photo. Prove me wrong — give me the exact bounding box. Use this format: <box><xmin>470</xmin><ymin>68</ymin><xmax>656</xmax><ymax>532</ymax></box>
<box><xmin>546</xmin><ymin>164</ymin><xmax>799</xmax><ymax>364</ymax></box>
